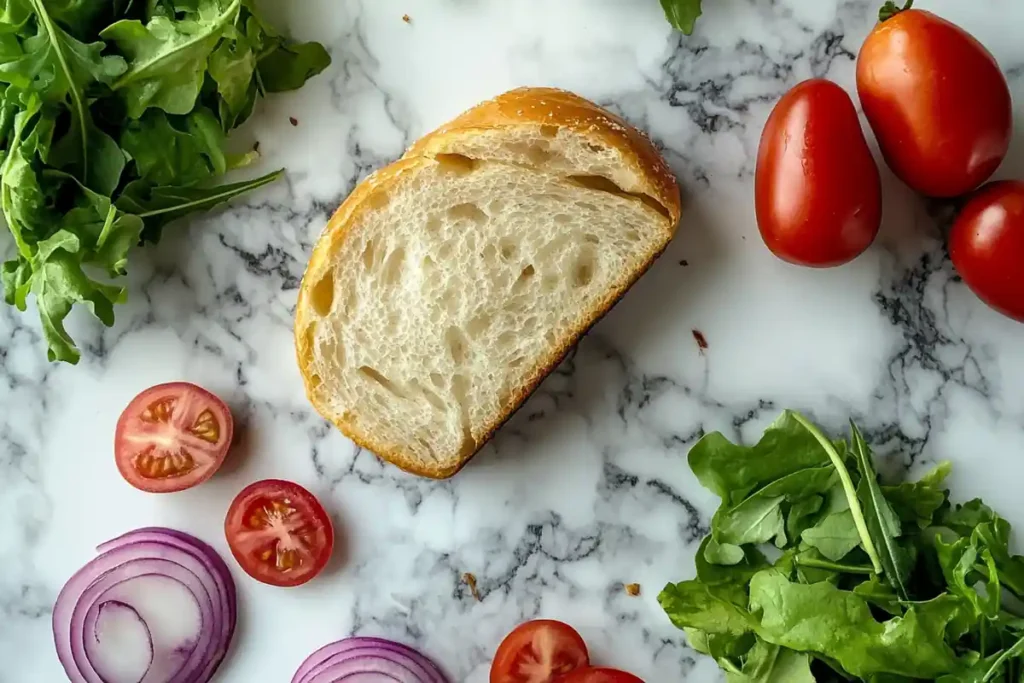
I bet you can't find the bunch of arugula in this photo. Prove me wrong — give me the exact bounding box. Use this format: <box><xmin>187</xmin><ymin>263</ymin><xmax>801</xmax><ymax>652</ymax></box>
<box><xmin>660</xmin><ymin>410</ymin><xmax>1024</xmax><ymax>681</ymax></box>
<box><xmin>0</xmin><ymin>0</ymin><xmax>329</xmax><ymax>363</ymax></box>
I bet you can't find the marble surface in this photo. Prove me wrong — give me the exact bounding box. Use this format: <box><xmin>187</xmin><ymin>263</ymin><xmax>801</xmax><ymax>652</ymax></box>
<box><xmin>3</xmin><ymin>0</ymin><xmax>1024</xmax><ymax>681</ymax></box>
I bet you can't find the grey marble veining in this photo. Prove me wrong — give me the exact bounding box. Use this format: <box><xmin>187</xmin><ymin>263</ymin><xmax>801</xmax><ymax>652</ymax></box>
<box><xmin>3</xmin><ymin>1</ymin><xmax>1024</xmax><ymax>681</ymax></box>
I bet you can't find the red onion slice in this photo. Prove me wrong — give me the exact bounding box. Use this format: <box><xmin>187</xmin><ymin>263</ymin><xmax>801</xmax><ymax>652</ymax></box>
<box><xmin>54</xmin><ymin>528</ymin><xmax>236</xmax><ymax>683</ymax></box>
<box><xmin>293</xmin><ymin>637</ymin><xmax>450</xmax><ymax>683</ymax></box>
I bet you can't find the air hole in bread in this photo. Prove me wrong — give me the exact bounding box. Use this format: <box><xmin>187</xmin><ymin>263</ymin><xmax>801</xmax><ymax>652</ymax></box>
<box><xmin>625</xmin><ymin>229</ymin><xmax>640</xmax><ymax>243</ymax></box>
<box><xmin>509</xmin><ymin>356</ymin><xmax>524</xmax><ymax>368</ymax></box>
<box><xmin>422</xmin><ymin>254</ymin><xmax>436</xmax><ymax>271</ymax></box>
<box><xmin>381</xmin><ymin>246</ymin><xmax>405</xmax><ymax>286</ymax></box>
<box><xmin>308</xmin><ymin>272</ymin><xmax>334</xmax><ymax>316</ymax></box>
<box><xmin>584</xmin><ymin>233</ymin><xmax>600</xmax><ymax>244</ymax></box>
<box><xmin>448</xmin><ymin>202</ymin><xmax>488</xmax><ymax>224</ymax></box>
<box><xmin>467</xmin><ymin>313</ymin><xmax>490</xmax><ymax>338</ymax></box>
<box><xmin>542</xmin><ymin>275</ymin><xmax>559</xmax><ymax>293</ymax></box>
<box><xmin>497</xmin><ymin>330</ymin><xmax>516</xmax><ymax>349</ymax></box>
<box><xmin>481</xmin><ymin>243</ymin><xmax>497</xmax><ymax>261</ymax></box>
<box><xmin>361</xmin><ymin>240</ymin><xmax>377</xmax><ymax>270</ymax></box>
<box><xmin>513</xmin><ymin>264</ymin><xmax>535</xmax><ymax>291</ymax></box>
<box><xmin>507</xmin><ymin>141</ymin><xmax>552</xmax><ymax>166</ymax></box>
<box><xmin>410</xmin><ymin>379</ymin><xmax>446</xmax><ymax>411</ymax></box>
<box><xmin>435</xmin><ymin>153</ymin><xmax>479</xmax><ymax>175</ymax></box>
<box><xmin>568</xmin><ymin>174</ymin><xmax>673</xmax><ymax>221</ymax></box>
<box><xmin>553</xmin><ymin>214</ymin><xmax>571</xmax><ymax>225</ymax></box>
<box><xmin>358</xmin><ymin>366</ymin><xmax>405</xmax><ymax>399</ymax></box>
<box><xmin>308</xmin><ymin>372</ymin><xmax>322</xmax><ymax>391</ymax></box>
<box><xmin>539</xmin><ymin>125</ymin><xmax>558</xmax><ymax>138</ymax></box>
<box><xmin>585</xmin><ymin>143</ymin><xmax>606</xmax><ymax>153</ymax></box>
<box><xmin>426</xmin><ymin>217</ymin><xmax>441</xmax><ymax>233</ymax></box>
<box><xmin>499</xmin><ymin>239</ymin><xmax>518</xmax><ymax>261</ymax></box>
<box><xmin>451</xmin><ymin>374</ymin><xmax>477</xmax><ymax>458</ymax></box>
<box><xmin>430</xmin><ymin>372</ymin><xmax>445</xmax><ymax>388</ymax></box>
<box><xmin>574</xmin><ymin>250</ymin><xmax>596</xmax><ymax>288</ymax></box>
<box><xmin>446</xmin><ymin>326</ymin><xmax>470</xmax><ymax>365</ymax></box>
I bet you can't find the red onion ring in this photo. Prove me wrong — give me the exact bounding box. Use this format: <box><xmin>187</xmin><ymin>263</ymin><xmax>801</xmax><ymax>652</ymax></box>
<box><xmin>292</xmin><ymin>637</ymin><xmax>450</xmax><ymax>683</ymax></box>
<box><xmin>54</xmin><ymin>528</ymin><xmax>236</xmax><ymax>683</ymax></box>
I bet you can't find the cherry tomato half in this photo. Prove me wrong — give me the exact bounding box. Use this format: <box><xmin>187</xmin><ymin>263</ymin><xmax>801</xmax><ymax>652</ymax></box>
<box><xmin>115</xmin><ymin>382</ymin><xmax>234</xmax><ymax>493</ymax></box>
<box><xmin>949</xmin><ymin>180</ymin><xmax>1024</xmax><ymax>322</ymax></box>
<box><xmin>857</xmin><ymin>9</ymin><xmax>1012</xmax><ymax>198</ymax></box>
<box><xmin>224</xmin><ymin>479</ymin><xmax>334</xmax><ymax>587</ymax></box>
<box><xmin>490</xmin><ymin>620</ymin><xmax>590</xmax><ymax>683</ymax></box>
<box><xmin>755</xmin><ymin>79</ymin><xmax>882</xmax><ymax>267</ymax></box>
<box><xmin>557</xmin><ymin>667</ymin><xmax>645</xmax><ymax>683</ymax></box>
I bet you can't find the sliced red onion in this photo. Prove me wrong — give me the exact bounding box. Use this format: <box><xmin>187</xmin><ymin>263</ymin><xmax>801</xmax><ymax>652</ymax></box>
<box><xmin>54</xmin><ymin>528</ymin><xmax>236</xmax><ymax>683</ymax></box>
<box><xmin>292</xmin><ymin>637</ymin><xmax>450</xmax><ymax>683</ymax></box>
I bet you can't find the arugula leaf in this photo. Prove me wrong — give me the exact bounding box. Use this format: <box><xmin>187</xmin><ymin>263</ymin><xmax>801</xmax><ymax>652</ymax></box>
<box><xmin>256</xmin><ymin>40</ymin><xmax>329</xmax><ymax>92</ymax></box>
<box><xmin>102</xmin><ymin>0</ymin><xmax>241</xmax><ymax>117</ymax></box>
<box><xmin>883</xmin><ymin>461</ymin><xmax>951</xmax><ymax>529</ymax></box>
<box><xmin>660</xmin><ymin>0</ymin><xmax>703</xmax><ymax>35</ymax></box>
<box><xmin>208</xmin><ymin>26</ymin><xmax>254</xmax><ymax>118</ymax></box>
<box><xmin>688</xmin><ymin>410</ymin><xmax>832</xmax><ymax>505</ymax></box>
<box><xmin>802</xmin><ymin>510</ymin><xmax>862</xmax><ymax>562</ymax></box>
<box><xmin>726</xmin><ymin>640</ymin><xmax>816</xmax><ymax>683</ymax></box>
<box><xmin>935</xmin><ymin>533</ymin><xmax>1001</xmax><ymax>619</ymax></box>
<box><xmin>749</xmin><ymin>570</ymin><xmax>962</xmax><ymax>678</ymax></box>
<box><xmin>115</xmin><ymin>167</ymin><xmax>282</xmax><ymax>241</ymax></box>
<box><xmin>659</xmin><ymin>579</ymin><xmax>753</xmax><ymax>637</ymax></box>
<box><xmin>713</xmin><ymin>465</ymin><xmax>838</xmax><ymax>548</ymax></box>
<box><xmin>850</xmin><ymin>423</ymin><xmax>913</xmax><ymax>601</ymax></box>
<box><xmin>121</xmin><ymin>106</ymin><xmax>226</xmax><ymax>185</ymax></box>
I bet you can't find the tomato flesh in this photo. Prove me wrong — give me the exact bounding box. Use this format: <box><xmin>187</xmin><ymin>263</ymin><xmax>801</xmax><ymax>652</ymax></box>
<box><xmin>491</xmin><ymin>620</ymin><xmax>589</xmax><ymax>683</ymax></box>
<box><xmin>556</xmin><ymin>667</ymin><xmax>644</xmax><ymax>683</ymax></box>
<box><xmin>115</xmin><ymin>382</ymin><xmax>233</xmax><ymax>493</ymax></box>
<box><xmin>950</xmin><ymin>180</ymin><xmax>1024</xmax><ymax>322</ymax></box>
<box><xmin>225</xmin><ymin>479</ymin><xmax>334</xmax><ymax>587</ymax></box>
<box><xmin>755</xmin><ymin>79</ymin><xmax>881</xmax><ymax>267</ymax></box>
<box><xmin>857</xmin><ymin>9</ymin><xmax>1012</xmax><ymax>197</ymax></box>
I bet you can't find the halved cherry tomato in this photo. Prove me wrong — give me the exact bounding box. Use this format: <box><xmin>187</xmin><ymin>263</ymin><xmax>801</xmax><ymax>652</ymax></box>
<box><xmin>224</xmin><ymin>479</ymin><xmax>334</xmax><ymax>587</ymax></box>
<box><xmin>557</xmin><ymin>667</ymin><xmax>644</xmax><ymax>683</ymax></box>
<box><xmin>755</xmin><ymin>79</ymin><xmax>882</xmax><ymax>267</ymax></box>
<box><xmin>857</xmin><ymin>9</ymin><xmax>1012</xmax><ymax>197</ymax></box>
<box><xmin>115</xmin><ymin>382</ymin><xmax>234</xmax><ymax>493</ymax></box>
<box><xmin>490</xmin><ymin>620</ymin><xmax>589</xmax><ymax>683</ymax></box>
<box><xmin>949</xmin><ymin>180</ymin><xmax>1024</xmax><ymax>322</ymax></box>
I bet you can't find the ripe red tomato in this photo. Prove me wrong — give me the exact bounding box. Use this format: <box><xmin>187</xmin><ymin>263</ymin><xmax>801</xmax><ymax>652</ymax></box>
<box><xmin>949</xmin><ymin>180</ymin><xmax>1024</xmax><ymax>322</ymax></box>
<box><xmin>755</xmin><ymin>79</ymin><xmax>882</xmax><ymax>267</ymax></box>
<box><xmin>557</xmin><ymin>667</ymin><xmax>644</xmax><ymax>683</ymax></box>
<box><xmin>490</xmin><ymin>620</ymin><xmax>589</xmax><ymax>683</ymax></box>
<box><xmin>115</xmin><ymin>382</ymin><xmax>233</xmax><ymax>493</ymax></box>
<box><xmin>857</xmin><ymin>9</ymin><xmax>1012</xmax><ymax>198</ymax></box>
<box><xmin>224</xmin><ymin>479</ymin><xmax>334</xmax><ymax>587</ymax></box>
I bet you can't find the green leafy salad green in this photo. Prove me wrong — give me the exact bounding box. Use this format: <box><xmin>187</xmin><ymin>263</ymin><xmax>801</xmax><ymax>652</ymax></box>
<box><xmin>660</xmin><ymin>0</ymin><xmax>704</xmax><ymax>34</ymax></box>
<box><xmin>0</xmin><ymin>0</ymin><xmax>330</xmax><ymax>363</ymax></box>
<box><xmin>660</xmin><ymin>410</ymin><xmax>1024</xmax><ymax>681</ymax></box>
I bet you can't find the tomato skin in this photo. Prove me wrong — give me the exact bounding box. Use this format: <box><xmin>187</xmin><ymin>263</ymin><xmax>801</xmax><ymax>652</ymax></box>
<box><xmin>755</xmin><ymin>79</ymin><xmax>882</xmax><ymax>268</ymax></box>
<box><xmin>115</xmin><ymin>382</ymin><xmax>234</xmax><ymax>493</ymax></box>
<box><xmin>856</xmin><ymin>9</ymin><xmax>1012</xmax><ymax>198</ymax></box>
<box><xmin>556</xmin><ymin>667</ymin><xmax>644</xmax><ymax>683</ymax></box>
<box><xmin>224</xmin><ymin>479</ymin><xmax>334</xmax><ymax>587</ymax></box>
<box><xmin>490</xmin><ymin>620</ymin><xmax>589</xmax><ymax>683</ymax></box>
<box><xmin>949</xmin><ymin>180</ymin><xmax>1024</xmax><ymax>322</ymax></box>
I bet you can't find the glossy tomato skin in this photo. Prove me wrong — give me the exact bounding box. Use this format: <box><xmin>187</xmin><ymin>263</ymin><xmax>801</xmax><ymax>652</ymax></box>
<box><xmin>556</xmin><ymin>667</ymin><xmax>644</xmax><ymax>683</ymax></box>
<box><xmin>949</xmin><ymin>180</ymin><xmax>1024</xmax><ymax>322</ymax></box>
<box><xmin>755</xmin><ymin>79</ymin><xmax>882</xmax><ymax>267</ymax></box>
<box><xmin>857</xmin><ymin>10</ymin><xmax>1012</xmax><ymax>198</ymax></box>
<box><xmin>490</xmin><ymin>620</ymin><xmax>589</xmax><ymax>683</ymax></box>
<box><xmin>224</xmin><ymin>479</ymin><xmax>334</xmax><ymax>587</ymax></box>
<box><xmin>115</xmin><ymin>382</ymin><xmax>234</xmax><ymax>493</ymax></box>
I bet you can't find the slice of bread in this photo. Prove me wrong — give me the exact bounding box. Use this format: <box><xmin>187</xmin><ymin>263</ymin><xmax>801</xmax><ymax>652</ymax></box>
<box><xmin>295</xmin><ymin>87</ymin><xmax>681</xmax><ymax>478</ymax></box>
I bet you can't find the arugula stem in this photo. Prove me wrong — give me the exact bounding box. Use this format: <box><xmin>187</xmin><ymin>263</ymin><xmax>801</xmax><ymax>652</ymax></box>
<box><xmin>112</xmin><ymin>0</ymin><xmax>242</xmax><ymax>90</ymax></box>
<box><xmin>791</xmin><ymin>412</ymin><xmax>884</xmax><ymax>574</ymax></box>
<box><xmin>795</xmin><ymin>556</ymin><xmax>874</xmax><ymax>575</ymax></box>
<box><xmin>96</xmin><ymin>206</ymin><xmax>117</xmax><ymax>249</ymax></box>
<box><xmin>979</xmin><ymin>632</ymin><xmax>1024</xmax><ymax>681</ymax></box>
<box><xmin>134</xmin><ymin>169</ymin><xmax>283</xmax><ymax>218</ymax></box>
<box><xmin>28</xmin><ymin>0</ymin><xmax>89</xmax><ymax>184</ymax></box>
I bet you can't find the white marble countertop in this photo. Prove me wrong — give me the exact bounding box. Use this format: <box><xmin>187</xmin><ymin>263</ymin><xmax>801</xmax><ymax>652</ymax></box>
<box><xmin>4</xmin><ymin>0</ymin><xmax>1024</xmax><ymax>681</ymax></box>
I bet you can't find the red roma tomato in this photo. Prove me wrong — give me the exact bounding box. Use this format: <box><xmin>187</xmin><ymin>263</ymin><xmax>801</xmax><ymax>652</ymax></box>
<box><xmin>225</xmin><ymin>479</ymin><xmax>334</xmax><ymax>587</ymax></box>
<box><xmin>557</xmin><ymin>667</ymin><xmax>644</xmax><ymax>683</ymax></box>
<box><xmin>490</xmin><ymin>620</ymin><xmax>589</xmax><ymax>683</ymax></box>
<box><xmin>857</xmin><ymin>9</ymin><xmax>1012</xmax><ymax>198</ymax></box>
<box><xmin>115</xmin><ymin>382</ymin><xmax>233</xmax><ymax>493</ymax></box>
<box><xmin>949</xmin><ymin>180</ymin><xmax>1024</xmax><ymax>322</ymax></box>
<box><xmin>755</xmin><ymin>79</ymin><xmax>882</xmax><ymax>267</ymax></box>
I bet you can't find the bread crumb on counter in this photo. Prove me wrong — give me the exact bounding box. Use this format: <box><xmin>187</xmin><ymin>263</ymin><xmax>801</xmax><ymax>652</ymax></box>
<box><xmin>402</xmin><ymin>14</ymin><xmax>411</xmax><ymax>23</ymax></box>
<box><xmin>463</xmin><ymin>572</ymin><xmax>482</xmax><ymax>602</ymax></box>
<box><xmin>289</xmin><ymin>116</ymin><xmax>299</xmax><ymax>127</ymax></box>
<box><xmin>692</xmin><ymin>329</ymin><xmax>709</xmax><ymax>354</ymax></box>
<box><xmin>625</xmin><ymin>583</ymin><xmax>641</xmax><ymax>596</ymax></box>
